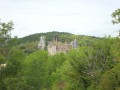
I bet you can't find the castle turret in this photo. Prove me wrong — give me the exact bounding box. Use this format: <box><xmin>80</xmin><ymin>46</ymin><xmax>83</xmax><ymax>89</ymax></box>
<box><xmin>73</xmin><ymin>38</ymin><xmax>77</xmax><ymax>48</ymax></box>
<box><xmin>38</xmin><ymin>36</ymin><xmax>45</xmax><ymax>49</ymax></box>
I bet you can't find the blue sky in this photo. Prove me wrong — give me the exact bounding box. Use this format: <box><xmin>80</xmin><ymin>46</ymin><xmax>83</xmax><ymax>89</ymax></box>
<box><xmin>0</xmin><ymin>0</ymin><xmax>120</xmax><ymax>37</ymax></box>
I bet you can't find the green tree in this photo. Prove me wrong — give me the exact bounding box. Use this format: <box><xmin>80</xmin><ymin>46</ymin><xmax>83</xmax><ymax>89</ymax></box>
<box><xmin>0</xmin><ymin>20</ymin><xmax>14</xmax><ymax>45</ymax></box>
<box><xmin>99</xmin><ymin>64</ymin><xmax>120</xmax><ymax>90</ymax></box>
<box><xmin>22</xmin><ymin>50</ymin><xmax>50</xmax><ymax>90</ymax></box>
<box><xmin>112</xmin><ymin>8</ymin><xmax>120</xmax><ymax>37</ymax></box>
<box><xmin>0</xmin><ymin>20</ymin><xmax>14</xmax><ymax>56</ymax></box>
<box><xmin>112</xmin><ymin>8</ymin><xmax>120</xmax><ymax>24</ymax></box>
<box><xmin>0</xmin><ymin>49</ymin><xmax>25</xmax><ymax>90</ymax></box>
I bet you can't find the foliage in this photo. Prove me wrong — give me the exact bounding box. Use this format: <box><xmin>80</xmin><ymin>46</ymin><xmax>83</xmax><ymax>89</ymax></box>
<box><xmin>19</xmin><ymin>31</ymin><xmax>98</xmax><ymax>45</ymax></box>
<box><xmin>21</xmin><ymin>50</ymin><xmax>50</xmax><ymax>90</ymax></box>
<box><xmin>112</xmin><ymin>8</ymin><xmax>120</xmax><ymax>37</ymax></box>
<box><xmin>1</xmin><ymin>33</ymin><xmax>120</xmax><ymax>90</ymax></box>
<box><xmin>0</xmin><ymin>37</ymin><xmax>119</xmax><ymax>90</ymax></box>
<box><xmin>99</xmin><ymin>64</ymin><xmax>120</xmax><ymax>90</ymax></box>
<box><xmin>0</xmin><ymin>20</ymin><xmax>14</xmax><ymax>57</ymax></box>
<box><xmin>0</xmin><ymin>49</ymin><xmax>25</xmax><ymax>90</ymax></box>
<box><xmin>112</xmin><ymin>8</ymin><xmax>120</xmax><ymax>24</ymax></box>
<box><xmin>0</xmin><ymin>20</ymin><xmax>13</xmax><ymax>43</ymax></box>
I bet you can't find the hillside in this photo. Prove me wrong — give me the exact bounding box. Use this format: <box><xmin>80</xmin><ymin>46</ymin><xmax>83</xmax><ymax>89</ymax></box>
<box><xmin>19</xmin><ymin>31</ymin><xmax>99</xmax><ymax>46</ymax></box>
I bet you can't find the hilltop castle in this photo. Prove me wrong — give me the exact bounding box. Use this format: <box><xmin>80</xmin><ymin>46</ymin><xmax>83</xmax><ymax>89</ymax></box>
<box><xmin>38</xmin><ymin>36</ymin><xmax>77</xmax><ymax>55</ymax></box>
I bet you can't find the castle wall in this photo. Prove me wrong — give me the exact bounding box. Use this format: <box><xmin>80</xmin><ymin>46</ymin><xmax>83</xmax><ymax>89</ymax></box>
<box><xmin>48</xmin><ymin>46</ymin><xmax>57</xmax><ymax>55</ymax></box>
<box><xmin>38</xmin><ymin>37</ymin><xmax>77</xmax><ymax>55</ymax></box>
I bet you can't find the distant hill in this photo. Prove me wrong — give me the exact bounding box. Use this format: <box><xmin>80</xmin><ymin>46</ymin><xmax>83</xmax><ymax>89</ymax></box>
<box><xmin>19</xmin><ymin>31</ymin><xmax>73</xmax><ymax>43</ymax></box>
<box><xmin>18</xmin><ymin>31</ymin><xmax>100</xmax><ymax>54</ymax></box>
<box><xmin>19</xmin><ymin>31</ymin><xmax>99</xmax><ymax>46</ymax></box>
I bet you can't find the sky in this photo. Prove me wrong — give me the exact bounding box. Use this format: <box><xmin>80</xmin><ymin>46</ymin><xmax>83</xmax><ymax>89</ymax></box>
<box><xmin>0</xmin><ymin>0</ymin><xmax>120</xmax><ymax>37</ymax></box>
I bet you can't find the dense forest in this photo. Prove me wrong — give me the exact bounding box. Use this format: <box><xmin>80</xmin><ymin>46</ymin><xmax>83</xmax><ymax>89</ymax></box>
<box><xmin>0</xmin><ymin>9</ymin><xmax>120</xmax><ymax>90</ymax></box>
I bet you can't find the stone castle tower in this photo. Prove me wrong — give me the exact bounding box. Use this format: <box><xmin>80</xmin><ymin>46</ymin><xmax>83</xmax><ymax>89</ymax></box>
<box><xmin>73</xmin><ymin>39</ymin><xmax>77</xmax><ymax>48</ymax></box>
<box><xmin>38</xmin><ymin>36</ymin><xmax>45</xmax><ymax>49</ymax></box>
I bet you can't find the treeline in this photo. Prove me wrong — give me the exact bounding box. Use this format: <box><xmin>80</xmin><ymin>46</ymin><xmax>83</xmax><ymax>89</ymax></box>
<box><xmin>19</xmin><ymin>31</ymin><xmax>73</xmax><ymax>43</ymax></box>
<box><xmin>0</xmin><ymin>36</ymin><xmax>120</xmax><ymax>90</ymax></box>
<box><xmin>19</xmin><ymin>31</ymin><xmax>99</xmax><ymax>44</ymax></box>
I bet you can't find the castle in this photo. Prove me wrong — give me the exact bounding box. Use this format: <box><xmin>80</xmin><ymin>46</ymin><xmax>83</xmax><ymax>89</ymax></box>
<box><xmin>38</xmin><ymin>36</ymin><xmax>77</xmax><ymax>55</ymax></box>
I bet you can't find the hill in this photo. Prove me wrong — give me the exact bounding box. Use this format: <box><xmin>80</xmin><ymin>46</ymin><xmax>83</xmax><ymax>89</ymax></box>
<box><xmin>18</xmin><ymin>31</ymin><xmax>100</xmax><ymax>54</ymax></box>
<box><xmin>19</xmin><ymin>31</ymin><xmax>99</xmax><ymax>45</ymax></box>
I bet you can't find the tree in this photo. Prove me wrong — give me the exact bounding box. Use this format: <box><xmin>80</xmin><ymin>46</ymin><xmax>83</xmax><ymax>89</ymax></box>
<box><xmin>99</xmin><ymin>64</ymin><xmax>120</xmax><ymax>90</ymax></box>
<box><xmin>22</xmin><ymin>50</ymin><xmax>50</xmax><ymax>90</ymax></box>
<box><xmin>0</xmin><ymin>20</ymin><xmax>14</xmax><ymax>56</ymax></box>
<box><xmin>0</xmin><ymin>49</ymin><xmax>25</xmax><ymax>90</ymax></box>
<box><xmin>0</xmin><ymin>20</ymin><xmax>14</xmax><ymax>45</ymax></box>
<box><xmin>112</xmin><ymin>8</ymin><xmax>120</xmax><ymax>24</ymax></box>
<box><xmin>112</xmin><ymin>8</ymin><xmax>120</xmax><ymax>37</ymax></box>
<box><xmin>111</xmin><ymin>9</ymin><xmax>120</xmax><ymax>61</ymax></box>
